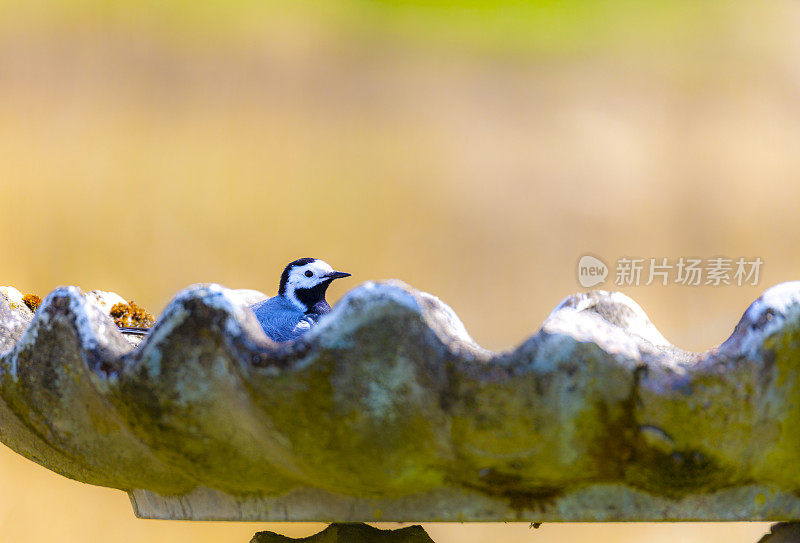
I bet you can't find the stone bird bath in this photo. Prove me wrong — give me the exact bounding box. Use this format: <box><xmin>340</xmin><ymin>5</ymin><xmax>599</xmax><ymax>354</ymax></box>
<box><xmin>2</xmin><ymin>280</ymin><xmax>800</xmax><ymax>540</ymax></box>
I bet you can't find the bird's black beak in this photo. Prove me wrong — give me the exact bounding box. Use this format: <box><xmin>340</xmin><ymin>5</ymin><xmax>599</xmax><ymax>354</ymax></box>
<box><xmin>325</xmin><ymin>271</ymin><xmax>351</xmax><ymax>280</ymax></box>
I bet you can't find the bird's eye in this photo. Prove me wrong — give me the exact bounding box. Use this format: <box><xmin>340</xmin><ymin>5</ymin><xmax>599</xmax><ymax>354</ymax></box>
<box><xmin>304</xmin><ymin>270</ymin><xmax>314</xmax><ymax>278</ymax></box>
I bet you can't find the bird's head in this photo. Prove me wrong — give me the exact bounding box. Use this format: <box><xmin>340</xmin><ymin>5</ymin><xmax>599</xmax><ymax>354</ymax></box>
<box><xmin>279</xmin><ymin>257</ymin><xmax>351</xmax><ymax>314</ymax></box>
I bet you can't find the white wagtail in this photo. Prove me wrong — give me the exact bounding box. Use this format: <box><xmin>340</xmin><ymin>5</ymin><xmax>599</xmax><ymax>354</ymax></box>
<box><xmin>249</xmin><ymin>258</ymin><xmax>351</xmax><ymax>342</ymax></box>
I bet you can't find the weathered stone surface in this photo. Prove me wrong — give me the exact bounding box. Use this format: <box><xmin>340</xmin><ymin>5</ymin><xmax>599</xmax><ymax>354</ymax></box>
<box><xmin>2</xmin><ymin>280</ymin><xmax>800</xmax><ymax>521</ymax></box>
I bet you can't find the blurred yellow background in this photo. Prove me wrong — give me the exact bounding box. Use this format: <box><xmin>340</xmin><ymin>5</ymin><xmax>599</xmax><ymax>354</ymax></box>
<box><xmin>2</xmin><ymin>0</ymin><xmax>798</xmax><ymax>541</ymax></box>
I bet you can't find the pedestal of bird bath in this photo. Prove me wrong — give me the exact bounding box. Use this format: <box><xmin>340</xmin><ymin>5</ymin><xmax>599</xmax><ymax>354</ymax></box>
<box><xmin>2</xmin><ymin>281</ymin><xmax>800</xmax><ymax>541</ymax></box>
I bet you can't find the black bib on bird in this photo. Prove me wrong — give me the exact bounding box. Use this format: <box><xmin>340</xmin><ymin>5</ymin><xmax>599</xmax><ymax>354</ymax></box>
<box><xmin>294</xmin><ymin>281</ymin><xmax>334</xmax><ymax>315</ymax></box>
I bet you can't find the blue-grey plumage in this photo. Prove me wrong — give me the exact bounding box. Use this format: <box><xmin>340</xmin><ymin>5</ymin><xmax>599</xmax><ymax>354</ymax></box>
<box><xmin>249</xmin><ymin>295</ymin><xmax>318</xmax><ymax>342</ymax></box>
<box><xmin>249</xmin><ymin>258</ymin><xmax>350</xmax><ymax>342</ymax></box>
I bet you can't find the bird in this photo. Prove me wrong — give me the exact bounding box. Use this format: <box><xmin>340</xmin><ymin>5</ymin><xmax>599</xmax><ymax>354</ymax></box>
<box><xmin>249</xmin><ymin>257</ymin><xmax>351</xmax><ymax>342</ymax></box>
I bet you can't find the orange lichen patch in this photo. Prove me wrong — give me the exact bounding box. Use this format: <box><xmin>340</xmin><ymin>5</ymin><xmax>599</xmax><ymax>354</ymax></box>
<box><xmin>110</xmin><ymin>301</ymin><xmax>155</xmax><ymax>328</ymax></box>
<box><xmin>22</xmin><ymin>294</ymin><xmax>41</xmax><ymax>312</ymax></box>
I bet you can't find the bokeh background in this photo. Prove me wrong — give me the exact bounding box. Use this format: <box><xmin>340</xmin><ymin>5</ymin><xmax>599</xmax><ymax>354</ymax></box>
<box><xmin>2</xmin><ymin>0</ymin><xmax>799</xmax><ymax>541</ymax></box>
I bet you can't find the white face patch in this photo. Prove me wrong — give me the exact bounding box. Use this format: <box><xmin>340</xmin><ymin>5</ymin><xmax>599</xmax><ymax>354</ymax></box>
<box><xmin>284</xmin><ymin>259</ymin><xmax>335</xmax><ymax>309</ymax></box>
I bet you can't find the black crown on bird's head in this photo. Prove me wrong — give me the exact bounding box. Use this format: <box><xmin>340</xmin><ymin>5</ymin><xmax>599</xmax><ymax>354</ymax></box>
<box><xmin>278</xmin><ymin>257</ymin><xmax>318</xmax><ymax>295</ymax></box>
